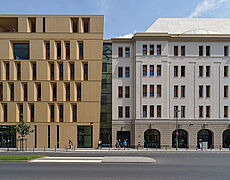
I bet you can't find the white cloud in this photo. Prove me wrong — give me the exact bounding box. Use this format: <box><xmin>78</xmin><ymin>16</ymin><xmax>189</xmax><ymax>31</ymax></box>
<box><xmin>188</xmin><ymin>0</ymin><xmax>229</xmax><ymax>18</ymax></box>
<box><xmin>118</xmin><ymin>33</ymin><xmax>134</xmax><ymax>38</ymax></box>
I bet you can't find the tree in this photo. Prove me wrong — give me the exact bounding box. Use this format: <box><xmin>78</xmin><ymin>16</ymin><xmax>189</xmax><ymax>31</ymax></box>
<box><xmin>15</xmin><ymin>120</ymin><xmax>33</xmax><ymax>151</ymax></box>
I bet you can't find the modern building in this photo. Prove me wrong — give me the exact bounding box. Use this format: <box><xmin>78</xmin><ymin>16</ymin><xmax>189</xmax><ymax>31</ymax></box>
<box><xmin>112</xmin><ymin>18</ymin><xmax>230</xmax><ymax>149</ymax></box>
<box><xmin>0</xmin><ymin>15</ymin><xmax>104</xmax><ymax>148</ymax></box>
<box><xmin>100</xmin><ymin>41</ymin><xmax>112</xmax><ymax>147</ymax></box>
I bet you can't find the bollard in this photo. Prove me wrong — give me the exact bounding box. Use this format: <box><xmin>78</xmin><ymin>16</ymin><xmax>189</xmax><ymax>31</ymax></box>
<box><xmin>55</xmin><ymin>146</ymin><xmax>56</xmax><ymax>152</ymax></box>
<box><xmin>33</xmin><ymin>147</ymin><xmax>34</xmax><ymax>152</ymax></box>
<box><xmin>220</xmin><ymin>145</ymin><xmax>221</xmax><ymax>151</ymax></box>
<box><xmin>44</xmin><ymin>146</ymin><xmax>45</xmax><ymax>152</ymax></box>
<box><xmin>65</xmin><ymin>145</ymin><xmax>67</xmax><ymax>152</ymax></box>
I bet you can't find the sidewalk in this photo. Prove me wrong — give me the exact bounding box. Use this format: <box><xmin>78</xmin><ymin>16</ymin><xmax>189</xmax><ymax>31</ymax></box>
<box><xmin>1</xmin><ymin>147</ymin><xmax>230</xmax><ymax>153</ymax></box>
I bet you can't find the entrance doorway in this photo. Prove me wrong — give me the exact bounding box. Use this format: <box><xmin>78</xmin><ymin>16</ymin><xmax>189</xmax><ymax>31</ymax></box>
<box><xmin>223</xmin><ymin>129</ymin><xmax>230</xmax><ymax>148</ymax></box>
<box><xmin>172</xmin><ymin>129</ymin><xmax>188</xmax><ymax>148</ymax></box>
<box><xmin>197</xmin><ymin>129</ymin><xmax>213</xmax><ymax>149</ymax></box>
<box><xmin>144</xmin><ymin>129</ymin><xmax>160</xmax><ymax>148</ymax></box>
<box><xmin>0</xmin><ymin>126</ymin><xmax>16</xmax><ymax>148</ymax></box>
<box><xmin>117</xmin><ymin>131</ymin><xmax>130</xmax><ymax>148</ymax></box>
<box><xmin>77</xmin><ymin>126</ymin><xmax>92</xmax><ymax>148</ymax></box>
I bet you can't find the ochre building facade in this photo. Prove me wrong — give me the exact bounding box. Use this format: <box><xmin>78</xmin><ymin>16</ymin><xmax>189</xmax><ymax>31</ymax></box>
<box><xmin>0</xmin><ymin>15</ymin><xmax>104</xmax><ymax>148</ymax></box>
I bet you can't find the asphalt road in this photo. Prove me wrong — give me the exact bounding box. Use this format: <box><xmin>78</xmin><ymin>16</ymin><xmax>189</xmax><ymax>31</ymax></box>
<box><xmin>0</xmin><ymin>152</ymin><xmax>230</xmax><ymax>180</ymax></box>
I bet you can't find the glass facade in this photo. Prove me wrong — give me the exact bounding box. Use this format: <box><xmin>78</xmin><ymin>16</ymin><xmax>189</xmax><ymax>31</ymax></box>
<box><xmin>77</xmin><ymin>126</ymin><xmax>92</xmax><ymax>148</ymax></box>
<box><xmin>0</xmin><ymin>125</ymin><xmax>16</xmax><ymax>148</ymax></box>
<box><xmin>100</xmin><ymin>42</ymin><xmax>112</xmax><ymax>147</ymax></box>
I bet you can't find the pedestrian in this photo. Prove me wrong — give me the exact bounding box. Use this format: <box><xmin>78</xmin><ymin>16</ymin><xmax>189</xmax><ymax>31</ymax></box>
<box><xmin>118</xmin><ymin>139</ymin><xmax>122</xmax><ymax>148</ymax></box>
<box><xmin>99</xmin><ymin>139</ymin><xmax>103</xmax><ymax>149</ymax></box>
<box><xmin>69</xmin><ymin>139</ymin><xmax>73</xmax><ymax>149</ymax></box>
<box><xmin>115</xmin><ymin>140</ymin><xmax>119</xmax><ymax>149</ymax></box>
<box><xmin>123</xmin><ymin>139</ymin><xmax>127</xmax><ymax>150</ymax></box>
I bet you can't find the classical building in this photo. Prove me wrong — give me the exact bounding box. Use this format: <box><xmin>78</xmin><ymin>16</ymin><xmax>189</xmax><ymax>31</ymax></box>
<box><xmin>112</xmin><ymin>18</ymin><xmax>230</xmax><ymax>149</ymax></box>
<box><xmin>0</xmin><ymin>15</ymin><xmax>104</xmax><ymax>148</ymax></box>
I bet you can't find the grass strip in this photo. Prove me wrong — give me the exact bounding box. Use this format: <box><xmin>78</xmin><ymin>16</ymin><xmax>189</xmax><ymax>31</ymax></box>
<box><xmin>0</xmin><ymin>156</ymin><xmax>43</xmax><ymax>161</ymax></box>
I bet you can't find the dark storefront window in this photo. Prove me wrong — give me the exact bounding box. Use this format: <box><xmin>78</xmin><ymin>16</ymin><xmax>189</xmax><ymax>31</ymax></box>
<box><xmin>77</xmin><ymin>126</ymin><xmax>92</xmax><ymax>148</ymax></box>
<box><xmin>0</xmin><ymin>126</ymin><xmax>16</xmax><ymax>148</ymax></box>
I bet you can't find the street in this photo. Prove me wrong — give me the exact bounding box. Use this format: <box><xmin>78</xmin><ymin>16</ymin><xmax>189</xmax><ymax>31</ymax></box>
<box><xmin>0</xmin><ymin>151</ymin><xmax>230</xmax><ymax>180</ymax></box>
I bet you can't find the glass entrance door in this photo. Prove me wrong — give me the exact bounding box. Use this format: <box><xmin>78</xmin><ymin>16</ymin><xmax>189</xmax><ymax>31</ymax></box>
<box><xmin>77</xmin><ymin>126</ymin><xmax>92</xmax><ymax>148</ymax></box>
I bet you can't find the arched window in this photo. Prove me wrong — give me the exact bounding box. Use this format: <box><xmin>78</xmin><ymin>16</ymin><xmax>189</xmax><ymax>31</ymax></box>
<box><xmin>223</xmin><ymin>129</ymin><xmax>230</xmax><ymax>148</ymax></box>
<box><xmin>197</xmin><ymin>129</ymin><xmax>213</xmax><ymax>149</ymax></box>
<box><xmin>172</xmin><ymin>129</ymin><xmax>188</xmax><ymax>148</ymax></box>
<box><xmin>144</xmin><ymin>129</ymin><xmax>160</xmax><ymax>148</ymax></box>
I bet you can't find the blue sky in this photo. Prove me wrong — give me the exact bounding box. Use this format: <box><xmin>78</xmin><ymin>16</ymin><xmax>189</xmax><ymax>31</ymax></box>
<box><xmin>1</xmin><ymin>0</ymin><xmax>230</xmax><ymax>39</ymax></box>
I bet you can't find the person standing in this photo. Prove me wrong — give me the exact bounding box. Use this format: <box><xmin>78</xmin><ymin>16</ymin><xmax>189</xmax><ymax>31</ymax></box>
<box><xmin>115</xmin><ymin>140</ymin><xmax>119</xmax><ymax>149</ymax></box>
<box><xmin>69</xmin><ymin>139</ymin><xmax>73</xmax><ymax>149</ymax></box>
<box><xmin>123</xmin><ymin>139</ymin><xmax>127</xmax><ymax>150</ymax></box>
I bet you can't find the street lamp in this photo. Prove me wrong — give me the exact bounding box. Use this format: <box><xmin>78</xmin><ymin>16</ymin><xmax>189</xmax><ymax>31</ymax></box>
<box><xmin>175</xmin><ymin>109</ymin><xmax>180</xmax><ymax>151</ymax></box>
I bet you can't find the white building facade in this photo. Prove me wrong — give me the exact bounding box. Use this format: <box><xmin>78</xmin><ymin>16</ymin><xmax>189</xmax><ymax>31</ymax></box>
<box><xmin>112</xmin><ymin>18</ymin><xmax>230</xmax><ymax>149</ymax></box>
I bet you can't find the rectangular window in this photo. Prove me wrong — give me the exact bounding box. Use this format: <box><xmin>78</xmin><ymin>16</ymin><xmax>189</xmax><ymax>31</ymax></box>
<box><xmin>46</xmin><ymin>42</ymin><xmax>50</xmax><ymax>59</ymax></box>
<box><xmin>143</xmin><ymin>85</ymin><xmax>147</xmax><ymax>97</ymax></box>
<box><xmin>150</xmin><ymin>65</ymin><xmax>154</xmax><ymax>76</ymax></box>
<box><xmin>10</xmin><ymin>83</ymin><xmax>14</xmax><ymax>101</ymax></box>
<box><xmin>174</xmin><ymin>85</ymin><xmax>178</xmax><ymax>98</ymax></box>
<box><xmin>48</xmin><ymin>125</ymin><xmax>50</xmax><ymax>148</ymax></box>
<box><xmin>118</xmin><ymin>106</ymin><xmax>123</xmax><ymax>118</ymax></box>
<box><xmin>43</xmin><ymin>17</ymin><xmax>45</xmax><ymax>33</ymax></box>
<box><xmin>57</xmin><ymin>42</ymin><xmax>61</xmax><ymax>60</ymax></box>
<box><xmin>174</xmin><ymin>106</ymin><xmax>178</xmax><ymax>118</ymax></box>
<box><xmin>224</xmin><ymin>46</ymin><xmax>229</xmax><ymax>56</ymax></box>
<box><xmin>3</xmin><ymin>104</ymin><xmax>7</xmax><ymax>122</ymax></box>
<box><xmin>181</xmin><ymin>66</ymin><xmax>185</xmax><ymax>77</ymax></box>
<box><xmin>32</xmin><ymin>62</ymin><xmax>36</xmax><ymax>80</ymax></box>
<box><xmin>157</xmin><ymin>45</ymin><xmax>161</xmax><ymax>55</ymax></box>
<box><xmin>174</xmin><ymin>46</ymin><xmax>178</xmax><ymax>56</ymax></box>
<box><xmin>17</xmin><ymin>63</ymin><xmax>21</xmax><ymax>80</ymax></box>
<box><xmin>66</xmin><ymin>42</ymin><xmax>70</xmax><ymax>60</ymax></box>
<box><xmin>50</xmin><ymin>104</ymin><xmax>54</xmax><ymax>122</ymax></box>
<box><xmin>50</xmin><ymin>62</ymin><xmax>54</xmax><ymax>80</ymax></box>
<box><xmin>37</xmin><ymin>83</ymin><xmax>41</xmax><ymax>101</ymax></box>
<box><xmin>224</xmin><ymin>106</ymin><xmax>228</xmax><ymax>118</ymax></box>
<box><xmin>143</xmin><ymin>45</ymin><xmax>147</xmax><ymax>55</ymax></box>
<box><xmin>150</xmin><ymin>85</ymin><xmax>154</xmax><ymax>97</ymax></box>
<box><xmin>53</xmin><ymin>83</ymin><xmax>57</xmax><ymax>101</ymax></box>
<box><xmin>199</xmin><ymin>86</ymin><xmax>203</xmax><ymax>98</ymax></box>
<box><xmin>59</xmin><ymin>104</ymin><xmax>63</xmax><ymax>122</ymax></box>
<box><xmin>199</xmin><ymin>66</ymin><xmax>203</xmax><ymax>77</ymax></box>
<box><xmin>24</xmin><ymin>83</ymin><xmax>28</xmax><ymax>101</ymax></box>
<box><xmin>181</xmin><ymin>106</ymin><xmax>185</xmax><ymax>118</ymax></box>
<box><xmin>157</xmin><ymin>65</ymin><xmax>161</xmax><ymax>76</ymax></box>
<box><xmin>157</xmin><ymin>85</ymin><xmax>161</xmax><ymax>97</ymax></box>
<box><xmin>206</xmin><ymin>46</ymin><xmax>210</xmax><ymax>56</ymax></box>
<box><xmin>125</xmin><ymin>67</ymin><xmax>130</xmax><ymax>78</ymax></box>
<box><xmin>174</xmin><ymin>66</ymin><xmax>178</xmax><ymax>77</ymax></box>
<box><xmin>118</xmin><ymin>47</ymin><xmax>123</xmax><ymax>57</ymax></box>
<box><xmin>125</xmin><ymin>106</ymin><xmax>130</xmax><ymax>118</ymax></box>
<box><xmin>181</xmin><ymin>46</ymin><xmax>185</xmax><ymax>56</ymax></box>
<box><xmin>77</xmin><ymin>84</ymin><xmax>81</xmax><ymax>101</ymax></box>
<box><xmin>199</xmin><ymin>46</ymin><xmax>203</xmax><ymax>56</ymax></box>
<box><xmin>150</xmin><ymin>105</ymin><xmax>154</xmax><ymax>117</ymax></box>
<box><xmin>150</xmin><ymin>44</ymin><xmax>154</xmax><ymax>55</ymax></box>
<box><xmin>71</xmin><ymin>18</ymin><xmax>78</xmax><ymax>33</ymax></box>
<box><xmin>79</xmin><ymin>42</ymin><xmax>83</xmax><ymax>60</ymax></box>
<box><xmin>143</xmin><ymin>105</ymin><xmax>147</xmax><ymax>117</ymax></box>
<box><xmin>57</xmin><ymin>125</ymin><xmax>59</xmax><ymax>148</ymax></box>
<box><xmin>157</xmin><ymin>105</ymin><xmax>161</xmax><ymax>117</ymax></box>
<box><xmin>125</xmin><ymin>47</ymin><xmax>130</xmax><ymax>57</ymax></box>
<box><xmin>206</xmin><ymin>66</ymin><xmax>210</xmax><ymax>77</ymax></box>
<box><xmin>59</xmin><ymin>63</ymin><xmax>63</xmax><ymax>80</ymax></box>
<box><xmin>31</xmin><ymin>104</ymin><xmax>34</xmax><ymax>122</ymax></box>
<box><xmin>143</xmin><ymin>65</ymin><xmax>147</xmax><ymax>76</ymax></box>
<box><xmin>73</xmin><ymin>105</ymin><xmax>77</xmax><ymax>122</ymax></box>
<box><xmin>199</xmin><ymin>106</ymin><xmax>203</xmax><ymax>118</ymax></box>
<box><xmin>0</xmin><ymin>84</ymin><xmax>3</xmax><ymax>101</ymax></box>
<box><xmin>83</xmin><ymin>18</ymin><xmax>90</xmax><ymax>33</ymax></box>
<box><xmin>5</xmin><ymin>62</ymin><xmax>9</xmax><ymax>80</ymax></box>
<box><xmin>19</xmin><ymin>104</ymin><xmax>23</xmax><ymax>121</ymax></box>
<box><xmin>181</xmin><ymin>85</ymin><xmax>185</xmax><ymax>98</ymax></box>
<box><xmin>224</xmin><ymin>85</ymin><xmax>228</xmax><ymax>98</ymax></box>
<box><xmin>84</xmin><ymin>63</ymin><xmax>88</xmax><ymax>80</ymax></box>
<box><xmin>125</xmin><ymin>86</ymin><xmax>130</xmax><ymax>98</ymax></box>
<box><xmin>118</xmin><ymin>86</ymin><xmax>123</xmax><ymax>98</ymax></box>
<box><xmin>28</xmin><ymin>17</ymin><xmax>36</xmax><ymax>32</ymax></box>
<box><xmin>206</xmin><ymin>106</ymin><xmax>210</xmax><ymax>118</ymax></box>
<box><xmin>206</xmin><ymin>85</ymin><xmax>210</xmax><ymax>98</ymax></box>
<box><xmin>118</xmin><ymin>67</ymin><xmax>123</xmax><ymax>78</ymax></box>
<box><xmin>70</xmin><ymin>63</ymin><xmax>74</xmax><ymax>80</ymax></box>
<box><xmin>66</xmin><ymin>84</ymin><xmax>70</xmax><ymax>101</ymax></box>
<box><xmin>224</xmin><ymin>66</ymin><xmax>228</xmax><ymax>77</ymax></box>
<box><xmin>13</xmin><ymin>43</ymin><xmax>30</xmax><ymax>60</ymax></box>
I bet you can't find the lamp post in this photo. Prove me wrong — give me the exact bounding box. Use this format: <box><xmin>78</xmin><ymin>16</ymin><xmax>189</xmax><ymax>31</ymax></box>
<box><xmin>175</xmin><ymin>109</ymin><xmax>180</xmax><ymax>151</ymax></box>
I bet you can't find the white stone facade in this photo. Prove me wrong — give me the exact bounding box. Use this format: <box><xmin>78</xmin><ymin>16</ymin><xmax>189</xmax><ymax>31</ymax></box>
<box><xmin>112</xmin><ymin>19</ymin><xmax>230</xmax><ymax>149</ymax></box>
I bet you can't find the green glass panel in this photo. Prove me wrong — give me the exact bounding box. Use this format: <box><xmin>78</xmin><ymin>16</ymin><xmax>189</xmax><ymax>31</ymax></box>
<box><xmin>77</xmin><ymin>126</ymin><xmax>92</xmax><ymax>148</ymax></box>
